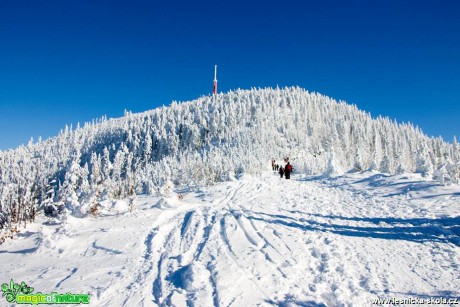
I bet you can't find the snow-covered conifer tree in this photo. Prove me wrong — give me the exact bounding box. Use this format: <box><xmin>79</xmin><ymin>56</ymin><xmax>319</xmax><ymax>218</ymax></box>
<box><xmin>416</xmin><ymin>145</ymin><xmax>434</xmax><ymax>178</ymax></box>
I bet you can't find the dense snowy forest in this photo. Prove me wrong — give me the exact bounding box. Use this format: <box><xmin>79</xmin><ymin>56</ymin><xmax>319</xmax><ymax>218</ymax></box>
<box><xmin>1</xmin><ymin>87</ymin><xmax>459</xmax><ymax>235</ymax></box>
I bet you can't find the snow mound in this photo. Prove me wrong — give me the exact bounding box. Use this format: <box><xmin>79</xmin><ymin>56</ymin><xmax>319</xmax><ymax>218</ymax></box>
<box><xmin>98</xmin><ymin>199</ymin><xmax>130</xmax><ymax>215</ymax></box>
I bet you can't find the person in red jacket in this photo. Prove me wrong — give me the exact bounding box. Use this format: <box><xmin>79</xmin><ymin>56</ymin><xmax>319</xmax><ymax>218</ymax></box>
<box><xmin>285</xmin><ymin>162</ymin><xmax>292</xmax><ymax>179</ymax></box>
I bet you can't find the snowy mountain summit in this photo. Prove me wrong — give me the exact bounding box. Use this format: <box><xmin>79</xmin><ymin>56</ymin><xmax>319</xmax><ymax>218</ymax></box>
<box><xmin>0</xmin><ymin>87</ymin><xmax>459</xmax><ymax>305</ymax></box>
<box><xmin>2</xmin><ymin>87</ymin><xmax>459</xmax><ymax>219</ymax></box>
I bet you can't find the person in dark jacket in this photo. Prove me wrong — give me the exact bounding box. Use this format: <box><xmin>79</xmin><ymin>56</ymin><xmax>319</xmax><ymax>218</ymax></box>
<box><xmin>285</xmin><ymin>162</ymin><xmax>292</xmax><ymax>179</ymax></box>
<box><xmin>279</xmin><ymin>166</ymin><xmax>284</xmax><ymax>178</ymax></box>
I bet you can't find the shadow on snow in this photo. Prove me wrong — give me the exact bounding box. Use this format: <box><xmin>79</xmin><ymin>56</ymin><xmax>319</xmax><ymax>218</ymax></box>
<box><xmin>296</xmin><ymin>174</ymin><xmax>460</xmax><ymax>199</ymax></box>
<box><xmin>246</xmin><ymin>210</ymin><xmax>460</xmax><ymax>247</ymax></box>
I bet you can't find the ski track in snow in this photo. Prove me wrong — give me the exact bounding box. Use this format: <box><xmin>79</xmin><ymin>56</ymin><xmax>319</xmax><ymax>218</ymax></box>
<box><xmin>1</xmin><ymin>171</ymin><xmax>460</xmax><ymax>306</ymax></box>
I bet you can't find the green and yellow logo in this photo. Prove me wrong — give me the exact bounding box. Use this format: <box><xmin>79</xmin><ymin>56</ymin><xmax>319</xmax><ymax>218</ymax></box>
<box><xmin>1</xmin><ymin>279</ymin><xmax>90</xmax><ymax>305</ymax></box>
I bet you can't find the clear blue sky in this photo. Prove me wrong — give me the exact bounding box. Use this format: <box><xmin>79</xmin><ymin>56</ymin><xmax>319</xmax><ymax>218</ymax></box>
<box><xmin>1</xmin><ymin>0</ymin><xmax>459</xmax><ymax>150</ymax></box>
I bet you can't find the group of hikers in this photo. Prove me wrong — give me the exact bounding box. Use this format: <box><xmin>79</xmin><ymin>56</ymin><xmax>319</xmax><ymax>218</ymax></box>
<box><xmin>271</xmin><ymin>158</ymin><xmax>293</xmax><ymax>179</ymax></box>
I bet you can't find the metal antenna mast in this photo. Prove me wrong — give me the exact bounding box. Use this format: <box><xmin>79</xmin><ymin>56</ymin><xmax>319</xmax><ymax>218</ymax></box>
<box><xmin>213</xmin><ymin>65</ymin><xmax>218</xmax><ymax>98</ymax></box>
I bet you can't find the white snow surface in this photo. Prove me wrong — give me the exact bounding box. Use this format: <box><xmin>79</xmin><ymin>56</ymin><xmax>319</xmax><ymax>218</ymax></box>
<box><xmin>1</xmin><ymin>171</ymin><xmax>460</xmax><ymax>306</ymax></box>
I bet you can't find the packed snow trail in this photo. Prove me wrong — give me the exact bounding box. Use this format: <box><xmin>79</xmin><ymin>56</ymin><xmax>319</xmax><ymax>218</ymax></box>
<box><xmin>1</xmin><ymin>172</ymin><xmax>459</xmax><ymax>306</ymax></box>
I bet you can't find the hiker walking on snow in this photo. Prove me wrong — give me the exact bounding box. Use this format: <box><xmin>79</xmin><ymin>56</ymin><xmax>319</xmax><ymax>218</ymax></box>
<box><xmin>285</xmin><ymin>162</ymin><xmax>292</xmax><ymax>179</ymax></box>
<box><xmin>279</xmin><ymin>166</ymin><xmax>284</xmax><ymax>178</ymax></box>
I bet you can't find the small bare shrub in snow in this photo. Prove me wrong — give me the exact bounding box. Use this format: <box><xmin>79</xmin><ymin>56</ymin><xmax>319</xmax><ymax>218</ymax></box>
<box><xmin>160</xmin><ymin>180</ymin><xmax>175</xmax><ymax>198</ymax></box>
<box><xmin>89</xmin><ymin>203</ymin><xmax>99</xmax><ymax>216</ymax></box>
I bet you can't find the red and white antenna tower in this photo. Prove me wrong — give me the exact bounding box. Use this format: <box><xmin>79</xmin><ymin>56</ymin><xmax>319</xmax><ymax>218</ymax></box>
<box><xmin>213</xmin><ymin>65</ymin><xmax>218</xmax><ymax>96</ymax></box>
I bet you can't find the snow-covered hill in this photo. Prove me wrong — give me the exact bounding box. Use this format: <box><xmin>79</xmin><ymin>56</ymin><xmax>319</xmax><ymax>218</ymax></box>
<box><xmin>1</xmin><ymin>87</ymin><xmax>459</xmax><ymax>234</ymax></box>
<box><xmin>1</xmin><ymin>171</ymin><xmax>459</xmax><ymax>306</ymax></box>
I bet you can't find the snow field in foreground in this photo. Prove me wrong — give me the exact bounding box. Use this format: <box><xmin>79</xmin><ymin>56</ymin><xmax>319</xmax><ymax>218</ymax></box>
<box><xmin>1</xmin><ymin>171</ymin><xmax>459</xmax><ymax>306</ymax></box>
